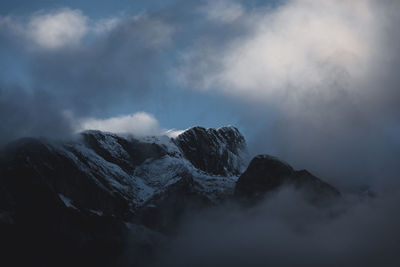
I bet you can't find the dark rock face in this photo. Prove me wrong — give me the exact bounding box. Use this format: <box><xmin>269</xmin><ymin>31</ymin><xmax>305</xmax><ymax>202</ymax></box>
<box><xmin>136</xmin><ymin>173</ymin><xmax>213</xmax><ymax>233</ymax></box>
<box><xmin>0</xmin><ymin>138</ymin><xmax>131</xmax><ymax>266</ymax></box>
<box><xmin>0</xmin><ymin>138</ymin><xmax>133</xmax><ymax>217</ymax></box>
<box><xmin>174</xmin><ymin>126</ymin><xmax>247</xmax><ymax>176</ymax></box>
<box><xmin>235</xmin><ymin>155</ymin><xmax>340</xmax><ymax>201</ymax></box>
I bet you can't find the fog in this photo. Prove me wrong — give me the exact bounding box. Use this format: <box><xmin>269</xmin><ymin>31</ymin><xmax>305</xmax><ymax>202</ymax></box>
<box><xmin>148</xmin><ymin>187</ymin><xmax>400</xmax><ymax>267</ymax></box>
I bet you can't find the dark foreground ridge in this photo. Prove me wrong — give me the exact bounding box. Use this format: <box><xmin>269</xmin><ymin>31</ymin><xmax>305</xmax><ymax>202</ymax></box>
<box><xmin>0</xmin><ymin>126</ymin><xmax>339</xmax><ymax>266</ymax></box>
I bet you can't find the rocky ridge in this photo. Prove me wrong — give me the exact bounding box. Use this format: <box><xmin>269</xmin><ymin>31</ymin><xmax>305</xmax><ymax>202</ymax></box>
<box><xmin>0</xmin><ymin>126</ymin><xmax>339</xmax><ymax>266</ymax></box>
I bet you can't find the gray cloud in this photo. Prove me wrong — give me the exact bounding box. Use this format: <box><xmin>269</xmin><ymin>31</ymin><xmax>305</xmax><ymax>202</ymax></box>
<box><xmin>0</xmin><ymin>85</ymin><xmax>75</xmax><ymax>145</ymax></box>
<box><xmin>0</xmin><ymin>8</ymin><xmax>175</xmax><ymax>144</ymax></box>
<box><xmin>151</xmin><ymin>187</ymin><xmax>400</xmax><ymax>267</ymax></box>
<box><xmin>27</xmin><ymin>11</ymin><xmax>175</xmax><ymax>114</ymax></box>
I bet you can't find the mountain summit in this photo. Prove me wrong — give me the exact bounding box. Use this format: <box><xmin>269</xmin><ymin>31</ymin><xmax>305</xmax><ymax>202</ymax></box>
<box><xmin>174</xmin><ymin>126</ymin><xmax>247</xmax><ymax>176</ymax></box>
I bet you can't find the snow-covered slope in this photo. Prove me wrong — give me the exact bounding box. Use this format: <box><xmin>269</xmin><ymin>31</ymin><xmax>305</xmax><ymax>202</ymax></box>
<box><xmin>0</xmin><ymin>126</ymin><xmax>248</xmax><ymax>221</ymax></box>
<box><xmin>76</xmin><ymin>127</ymin><xmax>248</xmax><ymax>209</ymax></box>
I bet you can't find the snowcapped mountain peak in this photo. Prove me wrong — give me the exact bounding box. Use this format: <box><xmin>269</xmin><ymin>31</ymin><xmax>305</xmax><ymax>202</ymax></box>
<box><xmin>0</xmin><ymin>126</ymin><xmax>249</xmax><ymax>213</ymax></box>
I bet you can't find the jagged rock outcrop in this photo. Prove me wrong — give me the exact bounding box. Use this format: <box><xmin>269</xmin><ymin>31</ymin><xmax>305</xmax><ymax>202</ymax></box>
<box><xmin>234</xmin><ymin>155</ymin><xmax>340</xmax><ymax>202</ymax></box>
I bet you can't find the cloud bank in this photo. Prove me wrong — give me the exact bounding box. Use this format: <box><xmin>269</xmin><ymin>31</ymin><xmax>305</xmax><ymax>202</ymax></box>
<box><xmin>78</xmin><ymin>112</ymin><xmax>163</xmax><ymax>137</ymax></box>
<box><xmin>152</xmin><ymin>187</ymin><xmax>400</xmax><ymax>267</ymax></box>
<box><xmin>181</xmin><ymin>0</ymin><xmax>376</xmax><ymax>101</ymax></box>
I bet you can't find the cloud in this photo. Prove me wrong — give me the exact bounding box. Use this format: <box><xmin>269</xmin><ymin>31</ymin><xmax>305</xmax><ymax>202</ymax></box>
<box><xmin>0</xmin><ymin>85</ymin><xmax>75</xmax><ymax>145</ymax></box>
<box><xmin>27</xmin><ymin>8</ymin><xmax>89</xmax><ymax>49</ymax></box>
<box><xmin>152</xmin><ymin>187</ymin><xmax>400</xmax><ymax>267</ymax></box>
<box><xmin>25</xmin><ymin>11</ymin><xmax>175</xmax><ymax>113</ymax></box>
<box><xmin>179</xmin><ymin>0</ymin><xmax>375</xmax><ymax>103</ymax></box>
<box><xmin>78</xmin><ymin>112</ymin><xmax>185</xmax><ymax>138</ymax></box>
<box><xmin>78</xmin><ymin>112</ymin><xmax>163</xmax><ymax>136</ymax></box>
<box><xmin>0</xmin><ymin>8</ymin><xmax>126</xmax><ymax>50</ymax></box>
<box><xmin>176</xmin><ymin>0</ymin><xmax>400</xmax><ymax>190</ymax></box>
<box><xmin>164</xmin><ymin>129</ymin><xmax>185</xmax><ymax>138</ymax></box>
<box><xmin>0</xmin><ymin>7</ymin><xmax>176</xmax><ymax>145</ymax></box>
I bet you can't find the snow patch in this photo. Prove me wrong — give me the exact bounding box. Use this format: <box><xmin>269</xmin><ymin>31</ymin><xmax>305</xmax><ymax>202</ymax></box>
<box><xmin>59</xmin><ymin>194</ymin><xmax>79</xmax><ymax>210</ymax></box>
<box><xmin>89</xmin><ymin>209</ymin><xmax>104</xmax><ymax>216</ymax></box>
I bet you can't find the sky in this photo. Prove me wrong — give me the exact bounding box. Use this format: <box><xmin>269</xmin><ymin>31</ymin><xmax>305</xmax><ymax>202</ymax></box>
<box><xmin>1</xmin><ymin>0</ymin><xmax>400</xmax><ymax>191</ymax></box>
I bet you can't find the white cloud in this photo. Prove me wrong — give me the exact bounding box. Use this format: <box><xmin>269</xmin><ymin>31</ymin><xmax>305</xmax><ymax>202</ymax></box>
<box><xmin>164</xmin><ymin>129</ymin><xmax>185</xmax><ymax>138</ymax></box>
<box><xmin>0</xmin><ymin>8</ymin><xmax>175</xmax><ymax>51</ymax></box>
<box><xmin>27</xmin><ymin>8</ymin><xmax>89</xmax><ymax>49</ymax></box>
<box><xmin>179</xmin><ymin>0</ymin><xmax>378</xmax><ymax>108</ymax></box>
<box><xmin>0</xmin><ymin>8</ymin><xmax>139</xmax><ymax>50</ymax></box>
<box><xmin>78</xmin><ymin>112</ymin><xmax>164</xmax><ymax>136</ymax></box>
<box><xmin>78</xmin><ymin>112</ymin><xmax>184</xmax><ymax>138</ymax></box>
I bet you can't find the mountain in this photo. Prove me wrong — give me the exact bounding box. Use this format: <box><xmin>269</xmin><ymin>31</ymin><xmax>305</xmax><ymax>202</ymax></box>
<box><xmin>235</xmin><ymin>155</ymin><xmax>340</xmax><ymax>202</ymax></box>
<box><xmin>0</xmin><ymin>126</ymin><xmax>339</xmax><ymax>266</ymax></box>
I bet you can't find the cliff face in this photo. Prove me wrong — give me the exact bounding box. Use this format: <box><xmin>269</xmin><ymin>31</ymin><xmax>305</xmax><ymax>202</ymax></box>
<box><xmin>174</xmin><ymin>126</ymin><xmax>248</xmax><ymax>176</ymax></box>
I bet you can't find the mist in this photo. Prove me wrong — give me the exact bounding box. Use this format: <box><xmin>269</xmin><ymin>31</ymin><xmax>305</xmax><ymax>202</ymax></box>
<box><xmin>147</xmin><ymin>186</ymin><xmax>400</xmax><ymax>267</ymax></box>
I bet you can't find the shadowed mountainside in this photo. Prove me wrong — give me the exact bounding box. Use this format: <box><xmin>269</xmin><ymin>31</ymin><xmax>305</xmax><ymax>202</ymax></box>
<box><xmin>0</xmin><ymin>126</ymin><xmax>339</xmax><ymax>266</ymax></box>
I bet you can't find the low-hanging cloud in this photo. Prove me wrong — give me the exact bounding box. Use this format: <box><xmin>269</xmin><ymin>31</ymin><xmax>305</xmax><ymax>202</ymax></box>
<box><xmin>151</xmin><ymin>187</ymin><xmax>400</xmax><ymax>267</ymax></box>
<box><xmin>78</xmin><ymin>112</ymin><xmax>163</xmax><ymax>137</ymax></box>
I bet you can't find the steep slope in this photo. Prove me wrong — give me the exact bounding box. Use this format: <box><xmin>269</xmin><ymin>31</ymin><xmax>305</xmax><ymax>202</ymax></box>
<box><xmin>174</xmin><ymin>126</ymin><xmax>248</xmax><ymax>176</ymax></box>
<box><xmin>0</xmin><ymin>138</ymin><xmax>132</xmax><ymax>266</ymax></box>
<box><xmin>0</xmin><ymin>126</ymin><xmax>250</xmax><ymax>266</ymax></box>
<box><xmin>235</xmin><ymin>154</ymin><xmax>340</xmax><ymax>202</ymax></box>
